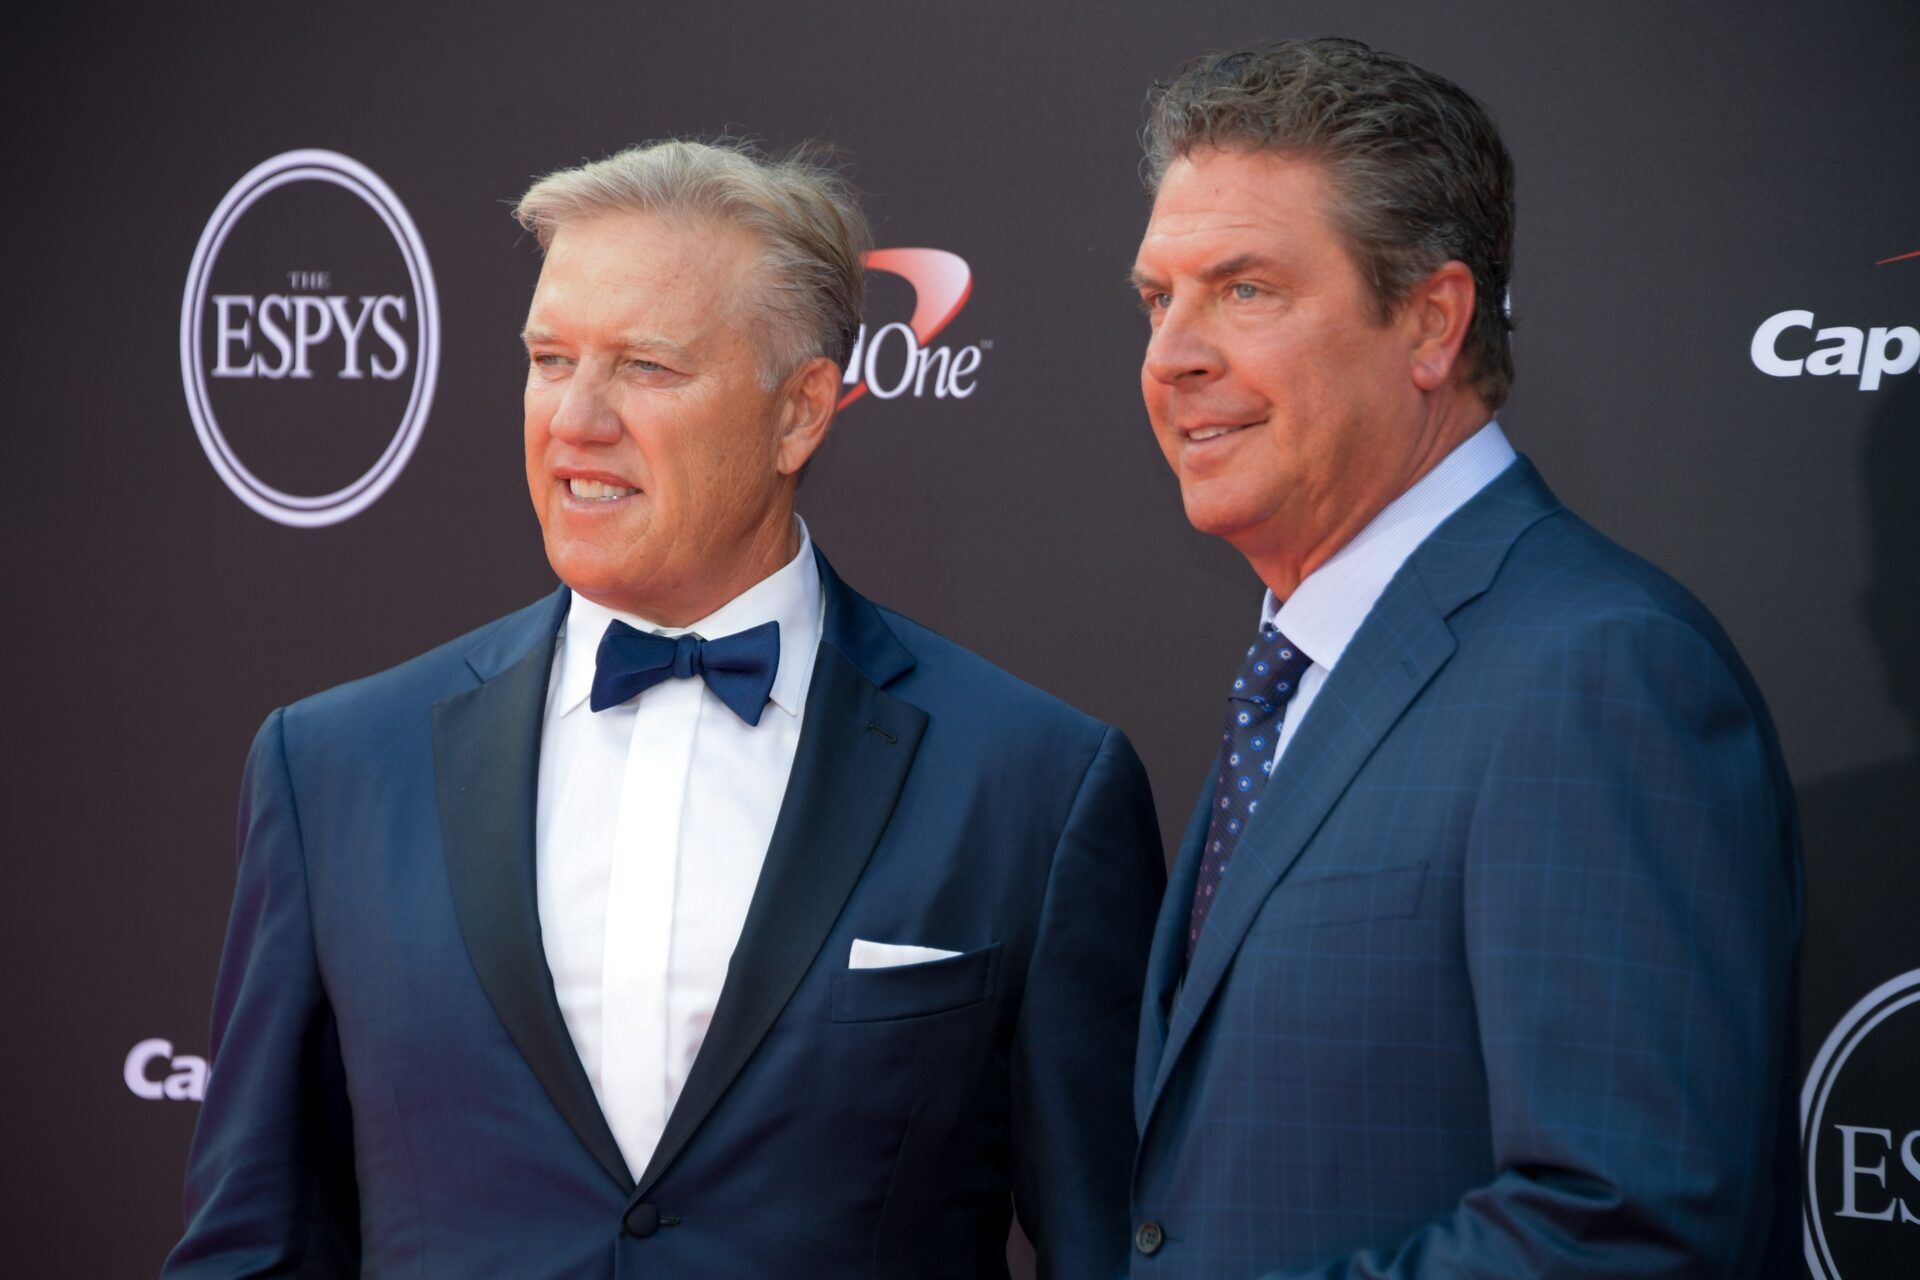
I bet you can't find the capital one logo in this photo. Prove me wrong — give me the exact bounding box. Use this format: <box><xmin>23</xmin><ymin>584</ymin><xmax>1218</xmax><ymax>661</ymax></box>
<box><xmin>124</xmin><ymin>1037</ymin><xmax>207</xmax><ymax>1102</ymax></box>
<box><xmin>1750</xmin><ymin>249</ymin><xmax>1917</xmax><ymax>391</ymax></box>
<box><xmin>181</xmin><ymin>150</ymin><xmax>440</xmax><ymax>526</ymax></box>
<box><xmin>838</xmin><ymin>248</ymin><xmax>988</xmax><ymax>409</ymax></box>
<box><xmin>1802</xmin><ymin>968</ymin><xmax>1920</xmax><ymax>1278</ymax></box>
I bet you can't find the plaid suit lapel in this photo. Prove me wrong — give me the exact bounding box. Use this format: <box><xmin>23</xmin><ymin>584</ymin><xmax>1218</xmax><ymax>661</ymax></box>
<box><xmin>1148</xmin><ymin>572</ymin><xmax>1456</xmax><ymax>1110</ymax></box>
<box><xmin>1142</xmin><ymin>456</ymin><xmax>1564</xmax><ymax>1128</ymax></box>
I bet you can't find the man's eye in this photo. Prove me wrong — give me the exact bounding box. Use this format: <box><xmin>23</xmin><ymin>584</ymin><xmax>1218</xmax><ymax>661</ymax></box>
<box><xmin>629</xmin><ymin>358</ymin><xmax>666</xmax><ymax>373</ymax></box>
<box><xmin>1232</xmin><ymin>283</ymin><xmax>1259</xmax><ymax>301</ymax></box>
<box><xmin>1138</xmin><ymin>292</ymin><xmax>1171</xmax><ymax>315</ymax></box>
<box><xmin>530</xmin><ymin>353</ymin><xmax>570</xmax><ymax>370</ymax></box>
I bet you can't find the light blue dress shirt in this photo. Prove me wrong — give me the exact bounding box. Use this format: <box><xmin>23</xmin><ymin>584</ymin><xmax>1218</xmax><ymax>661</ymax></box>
<box><xmin>1260</xmin><ymin>420</ymin><xmax>1518</xmax><ymax>767</ymax></box>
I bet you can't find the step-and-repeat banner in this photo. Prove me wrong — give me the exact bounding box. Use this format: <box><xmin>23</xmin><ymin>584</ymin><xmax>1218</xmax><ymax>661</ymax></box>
<box><xmin>7</xmin><ymin>3</ymin><xmax>1916</xmax><ymax>1274</ymax></box>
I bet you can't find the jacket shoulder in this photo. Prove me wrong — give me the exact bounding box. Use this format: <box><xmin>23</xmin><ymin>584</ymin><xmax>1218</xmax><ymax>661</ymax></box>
<box><xmin>280</xmin><ymin>591</ymin><xmax>562</xmax><ymax>736</ymax></box>
<box><xmin>1470</xmin><ymin>508</ymin><xmax>1769</xmax><ymax>709</ymax></box>
<box><xmin>1486</xmin><ymin>509</ymin><xmax>1729</xmax><ymax>632</ymax></box>
<box><xmin>873</xmin><ymin>605</ymin><xmax>1116</xmax><ymax>753</ymax></box>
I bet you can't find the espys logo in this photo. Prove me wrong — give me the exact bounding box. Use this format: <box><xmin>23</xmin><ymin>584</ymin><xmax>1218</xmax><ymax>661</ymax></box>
<box><xmin>1750</xmin><ymin>249</ymin><xmax>1917</xmax><ymax>391</ymax></box>
<box><xmin>1802</xmin><ymin>968</ymin><xmax>1920</xmax><ymax>1278</ymax></box>
<box><xmin>181</xmin><ymin>150</ymin><xmax>440</xmax><ymax>526</ymax></box>
<box><xmin>125</xmin><ymin>1038</ymin><xmax>207</xmax><ymax>1102</ymax></box>
<box><xmin>838</xmin><ymin>248</ymin><xmax>987</xmax><ymax>409</ymax></box>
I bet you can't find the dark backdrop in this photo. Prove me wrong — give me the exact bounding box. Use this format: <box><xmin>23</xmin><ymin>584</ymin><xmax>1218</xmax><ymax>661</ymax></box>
<box><xmin>4</xmin><ymin>2</ymin><xmax>1916</xmax><ymax>1275</ymax></box>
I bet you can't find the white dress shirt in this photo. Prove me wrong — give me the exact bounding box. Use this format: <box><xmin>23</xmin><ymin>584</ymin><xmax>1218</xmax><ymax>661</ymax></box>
<box><xmin>535</xmin><ymin>520</ymin><xmax>823</xmax><ymax>1181</ymax></box>
<box><xmin>1261</xmin><ymin>421</ymin><xmax>1518</xmax><ymax>768</ymax></box>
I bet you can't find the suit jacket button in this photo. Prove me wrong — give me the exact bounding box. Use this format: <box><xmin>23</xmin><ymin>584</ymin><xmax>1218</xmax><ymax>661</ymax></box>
<box><xmin>1134</xmin><ymin>1221</ymin><xmax>1164</xmax><ymax>1255</ymax></box>
<box><xmin>623</xmin><ymin>1202</ymin><xmax>660</xmax><ymax>1239</ymax></box>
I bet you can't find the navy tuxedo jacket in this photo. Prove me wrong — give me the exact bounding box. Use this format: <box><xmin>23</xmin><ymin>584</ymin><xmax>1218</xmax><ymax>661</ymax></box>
<box><xmin>168</xmin><ymin>550</ymin><xmax>1164</xmax><ymax>1279</ymax></box>
<box><xmin>1131</xmin><ymin>460</ymin><xmax>1802</xmax><ymax>1278</ymax></box>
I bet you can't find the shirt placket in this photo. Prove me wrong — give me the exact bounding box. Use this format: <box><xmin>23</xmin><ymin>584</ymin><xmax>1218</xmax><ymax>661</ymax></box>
<box><xmin>598</xmin><ymin>675</ymin><xmax>704</xmax><ymax>1177</ymax></box>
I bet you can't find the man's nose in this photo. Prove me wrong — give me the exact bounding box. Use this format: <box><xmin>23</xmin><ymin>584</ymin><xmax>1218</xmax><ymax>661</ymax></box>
<box><xmin>1142</xmin><ymin>303</ymin><xmax>1224</xmax><ymax>386</ymax></box>
<box><xmin>548</xmin><ymin>370</ymin><xmax>622</xmax><ymax>444</ymax></box>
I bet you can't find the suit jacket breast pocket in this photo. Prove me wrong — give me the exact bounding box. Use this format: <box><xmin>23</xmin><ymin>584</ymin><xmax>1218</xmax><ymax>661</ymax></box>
<box><xmin>1251</xmin><ymin>862</ymin><xmax>1428</xmax><ymax>933</ymax></box>
<box><xmin>830</xmin><ymin>943</ymin><xmax>1001</xmax><ymax>1023</ymax></box>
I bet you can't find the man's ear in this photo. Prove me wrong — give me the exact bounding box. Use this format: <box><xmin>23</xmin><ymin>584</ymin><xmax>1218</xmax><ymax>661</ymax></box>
<box><xmin>1407</xmin><ymin>260</ymin><xmax>1476</xmax><ymax>393</ymax></box>
<box><xmin>774</xmin><ymin>355</ymin><xmax>842</xmax><ymax>476</ymax></box>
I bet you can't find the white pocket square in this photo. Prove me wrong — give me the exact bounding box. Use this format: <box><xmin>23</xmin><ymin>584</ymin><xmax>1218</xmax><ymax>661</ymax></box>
<box><xmin>848</xmin><ymin>939</ymin><xmax>961</xmax><ymax>970</ymax></box>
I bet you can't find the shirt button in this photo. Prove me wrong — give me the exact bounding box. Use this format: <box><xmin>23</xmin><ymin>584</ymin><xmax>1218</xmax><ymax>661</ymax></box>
<box><xmin>1134</xmin><ymin>1220</ymin><xmax>1165</xmax><ymax>1255</ymax></box>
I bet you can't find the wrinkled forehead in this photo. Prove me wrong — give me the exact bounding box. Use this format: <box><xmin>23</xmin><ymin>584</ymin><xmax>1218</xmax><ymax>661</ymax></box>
<box><xmin>531</xmin><ymin>210</ymin><xmax>768</xmax><ymax>330</ymax></box>
<box><xmin>1136</xmin><ymin>150</ymin><xmax>1345</xmax><ymax>277</ymax></box>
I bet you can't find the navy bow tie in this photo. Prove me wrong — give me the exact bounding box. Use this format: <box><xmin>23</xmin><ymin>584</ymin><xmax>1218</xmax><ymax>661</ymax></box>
<box><xmin>590</xmin><ymin>619</ymin><xmax>781</xmax><ymax>726</ymax></box>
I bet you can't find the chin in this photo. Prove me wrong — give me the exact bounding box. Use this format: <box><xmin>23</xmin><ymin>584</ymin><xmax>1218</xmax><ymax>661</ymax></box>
<box><xmin>545</xmin><ymin>544</ymin><xmax>625</xmax><ymax>601</ymax></box>
<box><xmin>1179</xmin><ymin>491</ymin><xmax>1253</xmax><ymax>541</ymax></box>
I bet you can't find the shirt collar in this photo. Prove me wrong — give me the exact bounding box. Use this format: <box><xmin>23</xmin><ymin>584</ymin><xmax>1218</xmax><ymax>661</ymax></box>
<box><xmin>1261</xmin><ymin>420</ymin><xmax>1518</xmax><ymax>671</ymax></box>
<box><xmin>551</xmin><ymin>517</ymin><xmax>823</xmax><ymax>719</ymax></box>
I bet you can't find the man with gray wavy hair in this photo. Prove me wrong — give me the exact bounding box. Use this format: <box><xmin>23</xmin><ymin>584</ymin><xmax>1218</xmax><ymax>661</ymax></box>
<box><xmin>1126</xmin><ymin>38</ymin><xmax>1799</xmax><ymax>1278</ymax></box>
<box><xmin>169</xmin><ymin>138</ymin><xmax>1164</xmax><ymax>1278</ymax></box>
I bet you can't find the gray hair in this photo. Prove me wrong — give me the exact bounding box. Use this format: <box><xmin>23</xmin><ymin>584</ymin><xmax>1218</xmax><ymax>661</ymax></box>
<box><xmin>1143</xmin><ymin>38</ymin><xmax>1516</xmax><ymax>410</ymax></box>
<box><xmin>514</xmin><ymin>138</ymin><xmax>871</xmax><ymax>388</ymax></box>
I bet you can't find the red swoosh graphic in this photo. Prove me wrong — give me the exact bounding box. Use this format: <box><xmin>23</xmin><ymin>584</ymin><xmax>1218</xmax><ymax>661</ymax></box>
<box><xmin>837</xmin><ymin>248</ymin><xmax>974</xmax><ymax>410</ymax></box>
<box><xmin>1877</xmin><ymin>249</ymin><xmax>1920</xmax><ymax>265</ymax></box>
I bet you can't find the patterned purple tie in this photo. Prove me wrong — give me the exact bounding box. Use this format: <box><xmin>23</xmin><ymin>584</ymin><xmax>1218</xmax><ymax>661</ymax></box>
<box><xmin>1186</xmin><ymin>624</ymin><xmax>1314</xmax><ymax>965</ymax></box>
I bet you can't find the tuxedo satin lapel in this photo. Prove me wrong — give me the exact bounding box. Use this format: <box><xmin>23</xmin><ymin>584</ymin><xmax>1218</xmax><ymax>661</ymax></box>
<box><xmin>1148</xmin><ymin>572</ymin><xmax>1456</xmax><ymax>1113</ymax></box>
<box><xmin>634</xmin><ymin>557</ymin><xmax>925</xmax><ymax>1198</ymax></box>
<box><xmin>1135</xmin><ymin>782</ymin><xmax>1211</xmax><ymax>1128</ymax></box>
<box><xmin>433</xmin><ymin>590</ymin><xmax>633</xmax><ymax>1193</ymax></box>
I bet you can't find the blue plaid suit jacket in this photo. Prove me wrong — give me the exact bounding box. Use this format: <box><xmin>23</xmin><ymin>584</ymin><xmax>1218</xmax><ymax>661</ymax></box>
<box><xmin>1131</xmin><ymin>458</ymin><xmax>1801</xmax><ymax>1278</ymax></box>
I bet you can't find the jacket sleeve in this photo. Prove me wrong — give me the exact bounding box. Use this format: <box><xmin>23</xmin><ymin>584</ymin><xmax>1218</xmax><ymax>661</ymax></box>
<box><xmin>164</xmin><ymin>708</ymin><xmax>360</xmax><ymax>1277</ymax></box>
<box><xmin>1012</xmin><ymin>725</ymin><xmax>1167</xmax><ymax>1280</ymax></box>
<box><xmin>1271</xmin><ymin>609</ymin><xmax>1800</xmax><ymax>1279</ymax></box>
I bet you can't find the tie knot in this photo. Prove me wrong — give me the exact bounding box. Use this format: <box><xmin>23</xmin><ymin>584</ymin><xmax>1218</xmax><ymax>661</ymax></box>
<box><xmin>670</xmin><ymin>633</ymin><xmax>704</xmax><ymax>679</ymax></box>
<box><xmin>1230</xmin><ymin>625</ymin><xmax>1309</xmax><ymax>709</ymax></box>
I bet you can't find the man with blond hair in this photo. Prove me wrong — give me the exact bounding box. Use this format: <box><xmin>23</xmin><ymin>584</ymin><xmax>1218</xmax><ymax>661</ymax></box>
<box><xmin>168</xmin><ymin>139</ymin><xmax>1163</xmax><ymax>1278</ymax></box>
